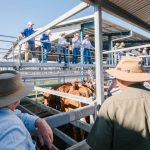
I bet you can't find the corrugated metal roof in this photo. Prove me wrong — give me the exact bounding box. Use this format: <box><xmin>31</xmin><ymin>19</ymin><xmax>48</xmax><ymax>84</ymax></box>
<box><xmin>109</xmin><ymin>0</ymin><xmax>150</xmax><ymax>24</ymax></box>
<box><xmin>81</xmin><ymin>0</ymin><xmax>150</xmax><ymax>31</ymax></box>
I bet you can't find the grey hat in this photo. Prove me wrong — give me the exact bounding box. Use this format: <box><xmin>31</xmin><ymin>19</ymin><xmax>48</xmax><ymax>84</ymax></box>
<box><xmin>0</xmin><ymin>70</ymin><xmax>33</xmax><ymax>108</ymax></box>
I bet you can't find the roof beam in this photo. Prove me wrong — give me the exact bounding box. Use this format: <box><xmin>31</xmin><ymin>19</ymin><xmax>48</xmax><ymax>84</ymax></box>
<box><xmin>81</xmin><ymin>0</ymin><xmax>150</xmax><ymax>32</ymax></box>
<box><xmin>103</xmin><ymin>31</ymin><xmax>130</xmax><ymax>36</ymax></box>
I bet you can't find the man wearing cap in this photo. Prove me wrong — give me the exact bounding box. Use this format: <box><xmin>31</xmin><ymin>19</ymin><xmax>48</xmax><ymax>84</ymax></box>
<box><xmin>0</xmin><ymin>70</ymin><xmax>53</xmax><ymax>150</ymax></box>
<box><xmin>19</xmin><ymin>21</ymin><xmax>35</xmax><ymax>62</ymax></box>
<box><xmin>40</xmin><ymin>30</ymin><xmax>52</xmax><ymax>63</ymax></box>
<box><xmin>82</xmin><ymin>35</ymin><xmax>94</xmax><ymax>64</ymax></box>
<box><xmin>72</xmin><ymin>33</ymin><xmax>81</xmax><ymax>64</ymax></box>
<box><xmin>87</xmin><ymin>56</ymin><xmax>150</xmax><ymax>150</ymax></box>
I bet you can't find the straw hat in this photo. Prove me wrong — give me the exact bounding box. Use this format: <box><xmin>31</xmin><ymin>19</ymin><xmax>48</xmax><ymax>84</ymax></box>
<box><xmin>60</xmin><ymin>32</ymin><xmax>66</xmax><ymax>36</ymax></box>
<box><xmin>115</xmin><ymin>43</ymin><xmax>120</xmax><ymax>47</ymax></box>
<box><xmin>119</xmin><ymin>42</ymin><xmax>125</xmax><ymax>47</ymax></box>
<box><xmin>75</xmin><ymin>33</ymin><xmax>80</xmax><ymax>36</ymax></box>
<box><xmin>0</xmin><ymin>70</ymin><xmax>33</xmax><ymax>108</ymax></box>
<box><xmin>85</xmin><ymin>34</ymin><xmax>89</xmax><ymax>38</ymax></box>
<box><xmin>106</xmin><ymin>56</ymin><xmax>150</xmax><ymax>82</ymax></box>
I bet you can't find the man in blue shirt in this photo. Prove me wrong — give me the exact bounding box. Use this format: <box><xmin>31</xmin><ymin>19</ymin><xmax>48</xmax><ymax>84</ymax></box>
<box><xmin>19</xmin><ymin>21</ymin><xmax>35</xmax><ymax>62</ymax></box>
<box><xmin>0</xmin><ymin>70</ymin><xmax>53</xmax><ymax>150</ymax></box>
<box><xmin>40</xmin><ymin>30</ymin><xmax>51</xmax><ymax>63</ymax></box>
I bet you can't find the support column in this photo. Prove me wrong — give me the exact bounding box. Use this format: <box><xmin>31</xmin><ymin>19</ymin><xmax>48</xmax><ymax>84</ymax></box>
<box><xmin>94</xmin><ymin>0</ymin><xmax>104</xmax><ymax>105</ymax></box>
<box><xmin>80</xmin><ymin>28</ymin><xmax>84</xmax><ymax>80</ymax></box>
<box><xmin>17</xmin><ymin>44</ymin><xmax>22</xmax><ymax>71</ymax></box>
<box><xmin>108</xmin><ymin>36</ymin><xmax>113</xmax><ymax>64</ymax></box>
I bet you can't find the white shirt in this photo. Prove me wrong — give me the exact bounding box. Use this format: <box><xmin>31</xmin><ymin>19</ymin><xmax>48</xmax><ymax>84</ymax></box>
<box><xmin>72</xmin><ymin>37</ymin><xmax>81</xmax><ymax>49</ymax></box>
<box><xmin>82</xmin><ymin>39</ymin><xmax>94</xmax><ymax>49</ymax></box>
<box><xmin>58</xmin><ymin>37</ymin><xmax>67</xmax><ymax>47</ymax></box>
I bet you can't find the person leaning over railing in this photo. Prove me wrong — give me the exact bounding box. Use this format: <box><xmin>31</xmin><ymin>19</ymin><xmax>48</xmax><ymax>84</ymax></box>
<box><xmin>0</xmin><ymin>70</ymin><xmax>53</xmax><ymax>150</ymax></box>
<box><xmin>19</xmin><ymin>21</ymin><xmax>36</xmax><ymax>62</ymax></box>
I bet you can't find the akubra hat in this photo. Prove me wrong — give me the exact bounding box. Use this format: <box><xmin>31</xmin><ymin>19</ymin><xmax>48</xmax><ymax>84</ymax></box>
<box><xmin>0</xmin><ymin>70</ymin><xmax>33</xmax><ymax>108</ymax></box>
<box><xmin>106</xmin><ymin>56</ymin><xmax>150</xmax><ymax>82</ymax></box>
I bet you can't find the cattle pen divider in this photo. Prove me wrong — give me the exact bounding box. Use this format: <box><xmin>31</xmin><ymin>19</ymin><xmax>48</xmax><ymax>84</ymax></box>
<box><xmin>19</xmin><ymin>85</ymin><xmax>96</xmax><ymax>149</ymax></box>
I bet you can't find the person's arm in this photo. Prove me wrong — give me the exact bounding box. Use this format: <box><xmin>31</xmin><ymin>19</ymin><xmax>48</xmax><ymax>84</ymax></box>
<box><xmin>15</xmin><ymin>109</ymin><xmax>53</xmax><ymax>149</ymax></box>
<box><xmin>72</xmin><ymin>38</ymin><xmax>78</xmax><ymax>43</ymax></box>
<box><xmin>19</xmin><ymin>29</ymin><xmax>26</xmax><ymax>39</ymax></box>
<box><xmin>40</xmin><ymin>35</ymin><xmax>44</xmax><ymax>41</ymax></box>
<box><xmin>15</xmin><ymin>109</ymin><xmax>39</xmax><ymax>133</ymax></box>
<box><xmin>86</xmin><ymin>99</ymin><xmax>113</xmax><ymax>150</ymax></box>
<box><xmin>35</xmin><ymin>118</ymin><xmax>53</xmax><ymax>149</ymax></box>
<box><xmin>89</xmin><ymin>41</ymin><xmax>94</xmax><ymax>50</ymax></box>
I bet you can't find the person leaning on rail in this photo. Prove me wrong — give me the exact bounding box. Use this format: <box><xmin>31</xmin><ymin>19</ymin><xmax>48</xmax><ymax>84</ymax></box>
<box><xmin>86</xmin><ymin>56</ymin><xmax>150</xmax><ymax>150</ymax></box>
<box><xmin>19</xmin><ymin>21</ymin><xmax>36</xmax><ymax>62</ymax></box>
<box><xmin>0</xmin><ymin>70</ymin><xmax>53</xmax><ymax>150</ymax></box>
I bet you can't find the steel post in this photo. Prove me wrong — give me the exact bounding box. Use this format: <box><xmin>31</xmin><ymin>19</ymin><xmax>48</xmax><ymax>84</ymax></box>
<box><xmin>94</xmin><ymin>0</ymin><xmax>104</xmax><ymax>105</ymax></box>
<box><xmin>108</xmin><ymin>36</ymin><xmax>113</xmax><ymax>64</ymax></box>
<box><xmin>80</xmin><ymin>29</ymin><xmax>84</xmax><ymax>80</ymax></box>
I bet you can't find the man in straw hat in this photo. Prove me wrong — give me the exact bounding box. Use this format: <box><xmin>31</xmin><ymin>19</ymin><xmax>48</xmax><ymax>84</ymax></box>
<box><xmin>0</xmin><ymin>70</ymin><xmax>53</xmax><ymax>149</ymax></box>
<box><xmin>19</xmin><ymin>21</ymin><xmax>36</xmax><ymax>62</ymax></box>
<box><xmin>57</xmin><ymin>32</ymin><xmax>68</xmax><ymax>64</ymax></box>
<box><xmin>87</xmin><ymin>56</ymin><xmax>150</xmax><ymax>150</ymax></box>
<box><xmin>82</xmin><ymin>34</ymin><xmax>94</xmax><ymax>64</ymax></box>
<box><xmin>72</xmin><ymin>33</ymin><xmax>81</xmax><ymax>64</ymax></box>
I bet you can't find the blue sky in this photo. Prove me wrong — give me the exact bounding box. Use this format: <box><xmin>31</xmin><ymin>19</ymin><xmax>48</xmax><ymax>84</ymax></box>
<box><xmin>0</xmin><ymin>0</ymin><xmax>149</xmax><ymax>41</ymax></box>
<box><xmin>0</xmin><ymin>0</ymin><xmax>93</xmax><ymax>36</ymax></box>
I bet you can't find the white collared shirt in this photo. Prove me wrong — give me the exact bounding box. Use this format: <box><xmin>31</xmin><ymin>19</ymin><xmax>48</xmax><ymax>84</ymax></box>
<box><xmin>72</xmin><ymin>37</ymin><xmax>81</xmax><ymax>49</ymax></box>
<box><xmin>82</xmin><ymin>39</ymin><xmax>94</xmax><ymax>49</ymax></box>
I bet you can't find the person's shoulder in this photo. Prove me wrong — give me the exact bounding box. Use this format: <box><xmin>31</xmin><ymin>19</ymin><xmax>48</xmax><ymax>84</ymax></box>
<box><xmin>24</xmin><ymin>28</ymin><xmax>28</xmax><ymax>31</ymax></box>
<box><xmin>0</xmin><ymin>113</ymin><xmax>24</xmax><ymax>132</ymax></box>
<box><xmin>101</xmin><ymin>92</ymin><xmax>124</xmax><ymax>110</ymax></box>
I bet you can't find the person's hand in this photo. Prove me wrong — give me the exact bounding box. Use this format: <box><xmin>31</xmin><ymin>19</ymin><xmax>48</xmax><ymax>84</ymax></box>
<box><xmin>35</xmin><ymin>118</ymin><xmax>53</xmax><ymax>149</ymax></box>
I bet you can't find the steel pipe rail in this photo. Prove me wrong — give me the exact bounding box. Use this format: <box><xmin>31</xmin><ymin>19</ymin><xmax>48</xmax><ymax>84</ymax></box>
<box><xmin>34</xmin><ymin>86</ymin><xmax>94</xmax><ymax>105</ymax></box>
<box><xmin>0</xmin><ymin>34</ymin><xmax>17</xmax><ymax>39</ymax></box>
<box><xmin>53</xmin><ymin>128</ymin><xmax>78</xmax><ymax>146</ymax></box>
<box><xmin>103</xmin><ymin>43</ymin><xmax>150</xmax><ymax>54</ymax></box>
<box><xmin>44</xmin><ymin>104</ymin><xmax>95</xmax><ymax>128</ymax></box>
<box><xmin>22</xmin><ymin>74</ymin><xmax>88</xmax><ymax>80</ymax></box>
<box><xmin>19</xmin><ymin>104</ymin><xmax>78</xmax><ymax>147</ymax></box>
<box><xmin>66</xmin><ymin>140</ymin><xmax>90</xmax><ymax>150</ymax></box>
<box><xmin>23</xmin><ymin>97</ymin><xmax>92</xmax><ymax>132</ymax></box>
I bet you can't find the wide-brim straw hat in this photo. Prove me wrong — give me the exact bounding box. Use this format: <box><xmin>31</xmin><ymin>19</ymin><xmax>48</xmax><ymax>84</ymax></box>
<box><xmin>85</xmin><ymin>34</ymin><xmax>89</xmax><ymax>38</ymax></box>
<box><xmin>106</xmin><ymin>56</ymin><xmax>150</xmax><ymax>82</ymax></box>
<box><xmin>75</xmin><ymin>33</ymin><xmax>80</xmax><ymax>36</ymax></box>
<box><xmin>0</xmin><ymin>70</ymin><xmax>33</xmax><ymax>108</ymax></box>
<box><xmin>60</xmin><ymin>32</ymin><xmax>66</xmax><ymax>36</ymax></box>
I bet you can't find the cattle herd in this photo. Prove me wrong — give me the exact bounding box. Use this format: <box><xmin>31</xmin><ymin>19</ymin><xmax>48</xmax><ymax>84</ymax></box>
<box><xmin>43</xmin><ymin>80</ymin><xmax>96</xmax><ymax>111</ymax></box>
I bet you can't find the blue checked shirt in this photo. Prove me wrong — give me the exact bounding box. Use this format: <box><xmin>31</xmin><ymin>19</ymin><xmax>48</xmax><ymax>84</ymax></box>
<box><xmin>0</xmin><ymin>108</ymin><xmax>39</xmax><ymax>150</ymax></box>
